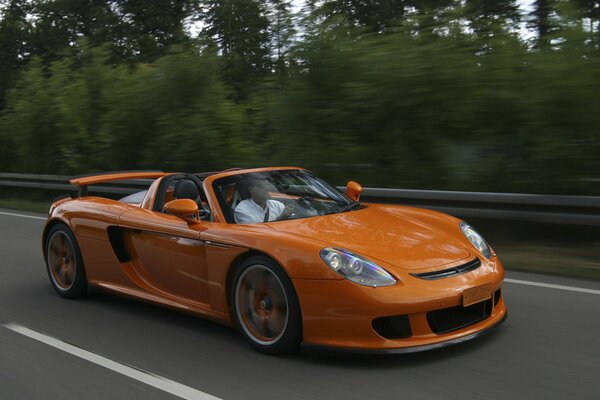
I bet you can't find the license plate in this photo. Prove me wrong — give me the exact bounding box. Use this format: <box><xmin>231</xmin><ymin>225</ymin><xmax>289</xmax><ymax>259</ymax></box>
<box><xmin>462</xmin><ymin>283</ymin><xmax>492</xmax><ymax>307</ymax></box>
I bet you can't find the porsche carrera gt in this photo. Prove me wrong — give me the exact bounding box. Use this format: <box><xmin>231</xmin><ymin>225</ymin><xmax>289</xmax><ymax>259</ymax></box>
<box><xmin>43</xmin><ymin>167</ymin><xmax>507</xmax><ymax>354</ymax></box>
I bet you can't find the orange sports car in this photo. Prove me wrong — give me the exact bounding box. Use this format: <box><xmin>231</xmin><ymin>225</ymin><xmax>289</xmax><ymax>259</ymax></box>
<box><xmin>43</xmin><ymin>167</ymin><xmax>507</xmax><ymax>354</ymax></box>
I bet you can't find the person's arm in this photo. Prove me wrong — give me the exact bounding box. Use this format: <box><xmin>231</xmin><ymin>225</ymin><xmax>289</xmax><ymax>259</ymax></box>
<box><xmin>234</xmin><ymin>202</ymin><xmax>256</xmax><ymax>224</ymax></box>
<box><xmin>274</xmin><ymin>201</ymin><xmax>295</xmax><ymax>221</ymax></box>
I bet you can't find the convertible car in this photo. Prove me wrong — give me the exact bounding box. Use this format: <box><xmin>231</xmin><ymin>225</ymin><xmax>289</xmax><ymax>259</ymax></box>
<box><xmin>43</xmin><ymin>167</ymin><xmax>507</xmax><ymax>354</ymax></box>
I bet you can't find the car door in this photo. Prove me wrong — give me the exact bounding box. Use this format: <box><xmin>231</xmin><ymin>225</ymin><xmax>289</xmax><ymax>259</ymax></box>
<box><xmin>118</xmin><ymin>207</ymin><xmax>209</xmax><ymax>306</ymax></box>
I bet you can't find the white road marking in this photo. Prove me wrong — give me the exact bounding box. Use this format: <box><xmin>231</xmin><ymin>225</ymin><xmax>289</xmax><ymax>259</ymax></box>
<box><xmin>3</xmin><ymin>323</ymin><xmax>222</xmax><ymax>400</ymax></box>
<box><xmin>505</xmin><ymin>278</ymin><xmax>600</xmax><ymax>295</ymax></box>
<box><xmin>0</xmin><ymin>211</ymin><xmax>46</xmax><ymax>220</ymax></box>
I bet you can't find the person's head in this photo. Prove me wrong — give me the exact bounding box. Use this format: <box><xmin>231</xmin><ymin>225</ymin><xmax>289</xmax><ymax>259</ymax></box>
<box><xmin>247</xmin><ymin>177</ymin><xmax>271</xmax><ymax>205</ymax></box>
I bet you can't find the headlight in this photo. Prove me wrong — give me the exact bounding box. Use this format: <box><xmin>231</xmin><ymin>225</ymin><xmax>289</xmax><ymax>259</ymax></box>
<box><xmin>460</xmin><ymin>222</ymin><xmax>493</xmax><ymax>259</ymax></box>
<box><xmin>320</xmin><ymin>248</ymin><xmax>397</xmax><ymax>287</ymax></box>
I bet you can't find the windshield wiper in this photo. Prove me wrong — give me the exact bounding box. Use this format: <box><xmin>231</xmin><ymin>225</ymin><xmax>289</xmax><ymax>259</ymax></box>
<box><xmin>340</xmin><ymin>201</ymin><xmax>362</xmax><ymax>213</ymax></box>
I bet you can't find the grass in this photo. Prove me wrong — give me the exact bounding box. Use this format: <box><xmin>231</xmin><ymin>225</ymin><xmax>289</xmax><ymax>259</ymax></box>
<box><xmin>0</xmin><ymin>198</ymin><xmax>51</xmax><ymax>214</ymax></box>
<box><xmin>1</xmin><ymin>198</ymin><xmax>598</xmax><ymax>281</ymax></box>
<box><xmin>494</xmin><ymin>243</ymin><xmax>600</xmax><ymax>281</ymax></box>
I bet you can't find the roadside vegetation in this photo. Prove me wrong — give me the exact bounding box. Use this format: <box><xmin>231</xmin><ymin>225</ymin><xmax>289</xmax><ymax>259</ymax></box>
<box><xmin>0</xmin><ymin>198</ymin><xmax>49</xmax><ymax>213</ymax></box>
<box><xmin>0</xmin><ymin>0</ymin><xmax>598</xmax><ymax>194</ymax></box>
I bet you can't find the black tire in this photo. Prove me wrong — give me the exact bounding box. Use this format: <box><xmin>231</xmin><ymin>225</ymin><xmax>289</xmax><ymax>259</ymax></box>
<box><xmin>44</xmin><ymin>223</ymin><xmax>87</xmax><ymax>298</ymax></box>
<box><xmin>231</xmin><ymin>255</ymin><xmax>302</xmax><ymax>355</ymax></box>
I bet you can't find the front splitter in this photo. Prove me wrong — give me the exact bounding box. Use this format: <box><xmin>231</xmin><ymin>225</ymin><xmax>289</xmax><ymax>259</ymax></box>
<box><xmin>301</xmin><ymin>312</ymin><xmax>507</xmax><ymax>356</ymax></box>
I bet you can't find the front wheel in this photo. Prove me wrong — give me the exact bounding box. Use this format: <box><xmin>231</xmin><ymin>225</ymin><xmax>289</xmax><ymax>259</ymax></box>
<box><xmin>45</xmin><ymin>223</ymin><xmax>87</xmax><ymax>298</ymax></box>
<box><xmin>232</xmin><ymin>256</ymin><xmax>302</xmax><ymax>354</ymax></box>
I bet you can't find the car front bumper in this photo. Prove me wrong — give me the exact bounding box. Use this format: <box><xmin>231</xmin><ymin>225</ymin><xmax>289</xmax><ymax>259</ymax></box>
<box><xmin>301</xmin><ymin>311</ymin><xmax>507</xmax><ymax>355</ymax></box>
<box><xmin>293</xmin><ymin>257</ymin><xmax>507</xmax><ymax>352</ymax></box>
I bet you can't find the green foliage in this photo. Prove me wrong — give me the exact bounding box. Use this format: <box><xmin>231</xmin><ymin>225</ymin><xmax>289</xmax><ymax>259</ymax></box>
<box><xmin>318</xmin><ymin>0</ymin><xmax>408</xmax><ymax>33</ymax></box>
<box><xmin>26</xmin><ymin>0</ymin><xmax>124</xmax><ymax>64</ymax></box>
<box><xmin>0</xmin><ymin>45</ymin><xmax>247</xmax><ymax>174</ymax></box>
<box><xmin>0</xmin><ymin>0</ymin><xmax>31</xmax><ymax>108</ymax></box>
<box><xmin>267</xmin><ymin>0</ymin><xmax>296</xmax><ymax>76</ymax></box>
<box><xmin>116</xmin><ymin>0</ymin><xmax>196</xmax><ymax>61</ymax></box>
<box><xmin>2</xmin><ymin>46</ymin><xmax>114</xmax><ymax>173</ymax></box>
<box><xmin>266</xmin><ymin>25</ymin><xmax>600</xmax><ymax>194</ymax></box>
<box><xmin>201</xmin><ymin>0</ymin><xmax>271</xmax><ymax>99</ymax></box>
<box><xmin>0</xmin><ymin>0</ymin><xmax>599</xmax><ymax>195</ymax></box>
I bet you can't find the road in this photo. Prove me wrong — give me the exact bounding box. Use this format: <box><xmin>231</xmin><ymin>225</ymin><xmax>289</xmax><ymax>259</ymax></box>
<box><xmin>1</xmin><ymin>209</ymin><xmax>599</xmax><ymax>400</ymax></box>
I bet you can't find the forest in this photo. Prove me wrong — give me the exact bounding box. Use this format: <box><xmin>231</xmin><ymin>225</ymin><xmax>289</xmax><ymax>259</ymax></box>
<box><xmin>0</xmin><ymin>0</ymin><xmax>599</xmax><ymax>194</ymax></box>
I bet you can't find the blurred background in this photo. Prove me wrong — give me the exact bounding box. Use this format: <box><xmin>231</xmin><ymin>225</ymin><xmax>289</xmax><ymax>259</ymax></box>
<box><xmin>0</xmin><ymin>0</ymin><xmax>599</xmax><ymax>278</ymax></box>
<box><xmin>1</xmin><ymin>0</ymin><xmax>599</xmax><ymax>193</ymax></box>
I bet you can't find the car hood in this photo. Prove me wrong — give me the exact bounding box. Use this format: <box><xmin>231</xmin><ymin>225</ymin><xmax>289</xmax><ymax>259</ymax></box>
<box><xmin>267</xmin><ymin>204</ymin><xmax>471</xmax><ymax>271</ymax></box>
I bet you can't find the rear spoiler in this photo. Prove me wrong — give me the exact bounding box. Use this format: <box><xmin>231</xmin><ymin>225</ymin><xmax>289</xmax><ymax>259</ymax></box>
<box><xmin>69</xmin><ymin>170</ymin><xmax>168</xmax><ymax>197</ymax></box>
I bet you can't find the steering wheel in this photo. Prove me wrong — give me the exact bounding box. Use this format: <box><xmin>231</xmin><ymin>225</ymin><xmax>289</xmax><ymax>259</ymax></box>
<box><xmin>293</xmin><ymin>196</ymin><xmax>324</xmax><ymax>216</ymax></box>
<box><xmin>295</xmin><ymin>196</ymin><xmax>315</xmax><ymax>209</ymax></box>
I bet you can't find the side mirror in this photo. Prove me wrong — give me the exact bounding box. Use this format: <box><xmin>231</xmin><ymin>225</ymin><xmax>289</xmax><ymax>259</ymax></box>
<box><xmin>346</xmin><ymin>181</ymin><xmax>363</xmax><ymax>202</ymax></box>
<box><xmin>163</xmin><ymin>199</ymin><xmax>199</xmax><ymax>221</ymax></box>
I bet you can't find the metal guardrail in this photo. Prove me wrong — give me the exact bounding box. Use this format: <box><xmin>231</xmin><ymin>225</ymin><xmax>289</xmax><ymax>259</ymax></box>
<box><xmin>0</xmin><ymin>173</ymin><xmax>153</xmax><ymax>195</ymax></box>
<box><xmin>1</xmin><ymin>173</ymin><xmax>599</xmax><ymax>225</ymax></box>
<box><xmin>359</xmin><ymin>188</ymin><xmax>600</xmax><ymax>226</ymax></box>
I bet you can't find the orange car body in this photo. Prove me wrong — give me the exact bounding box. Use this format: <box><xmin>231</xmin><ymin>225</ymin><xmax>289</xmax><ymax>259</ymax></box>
<box><xmin>43</xmin><ymin>167</ymin><xmax>506</xmax><ymax>353</ymax></box>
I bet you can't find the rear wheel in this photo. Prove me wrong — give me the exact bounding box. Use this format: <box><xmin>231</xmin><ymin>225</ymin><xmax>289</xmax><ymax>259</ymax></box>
<box><xmin>45</xmin><ymin>224</ymin><xmax>87</xmax><ymax>298</ymax></box>
<box><xmin>232</xmin><ymin>256</ymin><xmax>302</xmax><ymax>354</ymax></box>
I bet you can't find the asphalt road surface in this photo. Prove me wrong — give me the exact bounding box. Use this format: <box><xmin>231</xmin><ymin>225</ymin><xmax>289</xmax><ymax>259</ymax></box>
<box><xmin>1</xmin><ymin>209</ymin><xmax>599</xmax><ymax>400</ymax></box>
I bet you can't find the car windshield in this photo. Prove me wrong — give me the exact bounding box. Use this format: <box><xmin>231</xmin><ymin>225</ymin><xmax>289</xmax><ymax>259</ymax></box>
<box><xmin>213</xmin><ymin>169</ymin><xmax>360</xmax><ymax>224</ymax></box>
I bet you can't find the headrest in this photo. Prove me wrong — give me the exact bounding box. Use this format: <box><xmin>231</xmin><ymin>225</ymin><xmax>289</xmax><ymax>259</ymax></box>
<box><xmin>174</xmin><ymin>180</ymin><xmax>199</xmax><ymax>201</ymax></box>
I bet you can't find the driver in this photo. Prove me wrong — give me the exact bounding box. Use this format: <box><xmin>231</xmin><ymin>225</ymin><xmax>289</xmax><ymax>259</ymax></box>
<box><xmin>234</xmin><ymin>178</ymin><xmax>296</xmax><ymax>224</ymax></box>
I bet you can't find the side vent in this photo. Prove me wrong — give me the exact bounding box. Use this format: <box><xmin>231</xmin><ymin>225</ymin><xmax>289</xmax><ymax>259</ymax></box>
<box><xmin>107</xmin><ymin>226</ymin><xmax>131</xmax><ymax>263</ymax></box>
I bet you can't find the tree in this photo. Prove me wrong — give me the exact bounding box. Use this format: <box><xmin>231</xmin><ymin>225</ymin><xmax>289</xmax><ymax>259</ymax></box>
<box><xmin>201</xmin><ymin>0</ymin><xmax>271</xmax><ymax>99</ymax></box>
<box><xmin>28</xmin><ymin>0</ymin><xmax>124</xmax><ymax>64</ymax></box>
<box><xmin>465</xmin><ymin>0</ymin><xmax>521</xmax><ymax>38</ymax></box>
<box><xmin>267</xmin><ymin>0</ymin><xmax>296</xmax><ymax>77</ymax></box>
<box><xmin>407</xmin><ymin>1</ymin><xmax>453</xmax><ymax>29</ymax></box>
<box><xmin>0</xmin><ymin>0</ymin><xmax>31</xmax><ymax>108</ymax></box>
<box><xmin>574</xmin><ymin>0</ymin><xmax>600</xmax><ymax>46</ymax></box>
<box><xmin>318</xmin><ymin>0</ymin><xmax>407</xmax><ymax>33</ymax></box>
<box><xmin>24</xmin><ymin>0</ymin><xmax>196</xmax><ymax>65</ymax></box>
<box><xmin>529</xmin><ymin>0</ymin><xmax>556</xmax><ymax>48</ymax></box>
<box><xmin>115</xmin><ymin>0</ymin><xmax>196</xmax><ymax>62</ymax></box>
<box><xmin>0</xmin><ymin>46</ymin><xmax>118</xmax><ymax>173</ymax></box>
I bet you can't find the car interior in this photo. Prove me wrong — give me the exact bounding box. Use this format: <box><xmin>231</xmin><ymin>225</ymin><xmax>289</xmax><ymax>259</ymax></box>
<box><xmin>154</xmin><ymin>174</ymin><xmax>211</xmax><ymax>221</ymax></box>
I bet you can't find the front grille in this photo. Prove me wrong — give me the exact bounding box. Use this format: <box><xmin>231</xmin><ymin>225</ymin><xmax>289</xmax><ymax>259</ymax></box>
<box><xmin>427</xmin><ymin>298</ymin><xmax>493</xmax><ymax>334</ymax></box>
<box><xmin>411</xmin><ymin>258</ymin><xmax>482</xmax><ymax>280</ymax></box>
<box><xmin>372</xmin><ymin>315</ymin><xmax>412</xmax><ymax>339</ymax></box>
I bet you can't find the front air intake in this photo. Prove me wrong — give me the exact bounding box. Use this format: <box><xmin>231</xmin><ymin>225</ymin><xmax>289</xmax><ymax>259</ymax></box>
<box><xmin>372</xmin><ymin>315</ymin><xmax>412</xmax><ymax>339</ymax></box>
<box><xmin>411</xmin><ymin>258</ymin><xmax>481</xmax><ymax>280</ymax></box>
<box><xmin>427</xmin><ymin>298</ymin><xmax>493</xmax><ymax>335</ymax></box>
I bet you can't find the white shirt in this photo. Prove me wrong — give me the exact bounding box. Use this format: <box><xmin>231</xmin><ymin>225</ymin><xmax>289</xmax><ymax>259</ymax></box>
<box><xmin>234</xmin><ymin>199</ymin><xmax>285</xmax><ymax>224</ymax></box>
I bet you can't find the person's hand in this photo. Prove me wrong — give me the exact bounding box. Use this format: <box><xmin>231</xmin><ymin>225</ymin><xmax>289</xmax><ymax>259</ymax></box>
<box><xmin>278</xmin><ymin>203</ymin><xmax>296</xmax><ymax>220</ymax></box>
